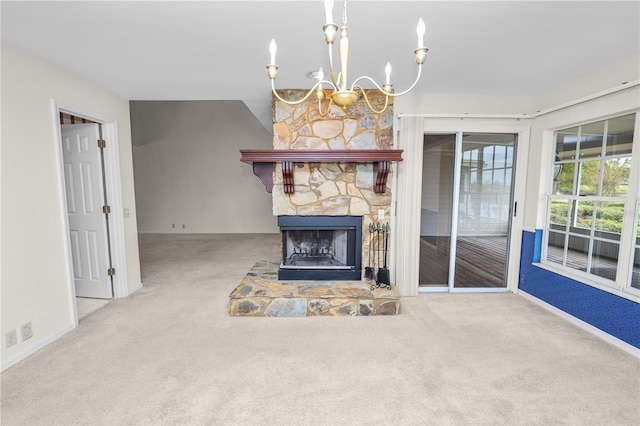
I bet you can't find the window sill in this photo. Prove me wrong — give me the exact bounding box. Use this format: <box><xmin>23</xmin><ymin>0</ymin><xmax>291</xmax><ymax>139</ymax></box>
<box><xmin>533</xmin><ymin>261</ymin><xmax>640</xmax><ymax>303</ymax></box>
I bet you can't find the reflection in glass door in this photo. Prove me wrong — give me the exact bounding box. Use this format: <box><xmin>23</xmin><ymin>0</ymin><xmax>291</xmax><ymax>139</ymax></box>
<box><xmin>454</xmin><ymin>133</ymin><xmax>516</xmax><ymax>288</ymax></box>
<box><xmin>419</xmin><ymin>134</ymin><xmax>456</xmax><ymax>287</ymax></box>
<box><xmin>419</xmin><ymin>132</ymin><xmax>517</xmax><ymax>290</ymax></box>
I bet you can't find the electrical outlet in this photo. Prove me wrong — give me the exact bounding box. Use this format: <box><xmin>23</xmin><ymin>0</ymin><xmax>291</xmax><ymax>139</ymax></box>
<box><xmin>20</xmin><ymin>322</ymin><xmax>33</xmax><ymax>341</ymax></box>
<box><xmin>378</xmin><ymin>209</ymin><xmax>385</xmax><ymax>219</ymax></box>
<box><xmin>6</xmin><ymin>329</ymin><xmax>17</xmax><ymax>347</ymax></box>
<box><xmin>123</xmin><ymin>208</ymin><xmax>130</xmax><ymax>218</ymax></box>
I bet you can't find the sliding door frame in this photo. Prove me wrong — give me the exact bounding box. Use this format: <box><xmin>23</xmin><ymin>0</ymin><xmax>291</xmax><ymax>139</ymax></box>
<box><xmin>394</xmin><ymin>116</ymin><xmax>531</xmax><ymax>296</ymax></box>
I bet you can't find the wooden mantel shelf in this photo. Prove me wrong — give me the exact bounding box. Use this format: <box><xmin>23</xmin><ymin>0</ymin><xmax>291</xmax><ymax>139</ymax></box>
<box><xmin>240</xmin><ymin>149</ymin><xmax>403</xmax><ymax>194</ymax></box>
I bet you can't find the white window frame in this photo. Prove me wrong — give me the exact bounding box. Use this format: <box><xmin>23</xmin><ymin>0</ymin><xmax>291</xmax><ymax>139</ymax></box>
<box><xmin>541</xmin><ymin>112</ymin><xmax>640</xmax><ymax>302</ymax></box>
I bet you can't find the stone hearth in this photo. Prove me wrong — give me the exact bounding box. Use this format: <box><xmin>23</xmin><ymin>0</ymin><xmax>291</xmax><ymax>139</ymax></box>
<box><xmin>229</xmin><ymin>261</ymin><xmax>400</xmax><ymax>317</ymax></box>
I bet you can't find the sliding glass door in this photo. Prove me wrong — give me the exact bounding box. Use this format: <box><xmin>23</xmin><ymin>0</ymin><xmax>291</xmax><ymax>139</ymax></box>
<box><xmin>419</xmin><ymin>132</ymin><xmax>517</xmax><ymax>290</ymax></box>
<box><xmin>419</xmin><ymin>134</ymin><xmax>456</xmax><ymax>287</ymax></box>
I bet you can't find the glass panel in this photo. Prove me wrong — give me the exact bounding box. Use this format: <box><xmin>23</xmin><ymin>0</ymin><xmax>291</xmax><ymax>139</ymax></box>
<box><xmin>575</xmin><ymin>200</ymin><xmax>594</xmax><ymax>231</ymax></box>
<box><xmin>554</xmin><ymin>162</ymin><xmax>575</xmax><ymax>195</ymax></box>
<box><xmin>605</xmin><ymin>114</ymin><xmax>635</xmax><ymax>156</ymax></box>
<box><xmin>556</xmin><ymin>127</ymin><xmax>578</xmax><ymax>161</ymax></box>
<box><xmin>494</xmin><ymin>145</ymin><xmax>506</xmax><ymax>168</ymax></box>
<box><xmin>482</xmin><ymin>170</ymin><xmax>492</xmax><ymax>185</ymax></box>
<box><xmin>565</xmin><ymin>236</ymin><xmax>590</xmax><ymax>272</ymax></box>
<box><xmin>549</xmin><ymin>199</ymin><xmax>570</xmax><ymax>227</ymax></box>
<box><xmin>578</xmin><ymin>160</ymin><xmax>600</xmax><ymax>196</ymax></box>
<box><xmin>595</xmin><ymin>201</ymin><xmax>624</xmax><ymax>234</ymax></box>
<box><xmin>589</xmin><ymin>239</ymin><xmax>618</xmax><ymax>281</ymax></box>
<box><xmin>603</xmin><ymin>157</ymin><xmax>631</xmax><ymax>197</ymax></box>
<box><xmin>483</xmin><ymin>145</ymin><xmax>494</xmax><ymax>169</ymax></box>
<box><xmin>419</xmin><ymin>134</ymin><xmax>455</xmax><ymax>287</ymax></box>
<box><xmin>579</xmin><ymin>120</ymin><xmax>604</xmax><ymax>159</ymax></box>
<box><xmin>546</xmin><ymin>231</ymin><xmax>566</xmax><ymax>265</ymax></box>
<box><xmin>454</xmin><ymin>133</ymin><xmax>516</xmax><ymax>288</ymax></box>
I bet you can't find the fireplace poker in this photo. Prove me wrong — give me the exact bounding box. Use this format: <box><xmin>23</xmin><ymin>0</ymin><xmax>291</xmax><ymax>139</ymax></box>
<box><xmin>370</xmin><ymin>222</ymin><xmax>380</xmax><ymax>290</ymax></box>
<box><xmin>365</xmin><ymin>223</ymin><xmax>374</xmax><ymax>279</ymax></box>
<box><xmin>376</xmin><ymin>223</ymin><xmax>391</xmax><ymax>289</ymax></box>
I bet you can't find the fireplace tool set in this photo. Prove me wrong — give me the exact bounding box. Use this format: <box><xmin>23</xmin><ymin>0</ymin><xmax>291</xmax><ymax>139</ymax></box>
<box><xmin>366</xmin><ymin>223</ymin><xmax>392</xmax><ymax>290</ymax></box>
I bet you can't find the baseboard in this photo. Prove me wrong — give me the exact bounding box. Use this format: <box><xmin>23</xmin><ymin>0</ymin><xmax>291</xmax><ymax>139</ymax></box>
<box><xmin>1</xmin><ymin>322</ymin><xmax>76</xmax><ymax>372</ymax></box>
<box><xmin>519</xmin><ymin>291</ymin><xmax>640</xmax><ymax>358</ymax></box>
<box><xmin>126</xmin><ymin>281</ymin><xmax>143</xmax><ymax>297</ymax></box>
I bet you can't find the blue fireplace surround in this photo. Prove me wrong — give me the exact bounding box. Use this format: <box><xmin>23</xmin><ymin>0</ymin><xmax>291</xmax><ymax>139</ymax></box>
<box><xmin>519</xmin><ymin>230</ymin><xmax>640</xmax><ymax>349</ymax></box>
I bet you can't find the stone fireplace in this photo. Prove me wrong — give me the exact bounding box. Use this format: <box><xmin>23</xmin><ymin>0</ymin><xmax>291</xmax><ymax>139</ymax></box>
<box><xmin>270</xmin><ymin>89</ymin><xmax>396</xmax><ymax>280</ymax></box>
<box><xmin>232</xmin><ymin>90</ymin><xmax>402</xmax><ymax>316</ymax></box>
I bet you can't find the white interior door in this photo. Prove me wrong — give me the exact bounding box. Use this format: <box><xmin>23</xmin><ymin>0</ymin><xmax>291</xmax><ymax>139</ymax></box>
<box><xmin>62</xmin><ymin>124</ymin><xmax>113</xmax><ymax>299</ymax></box>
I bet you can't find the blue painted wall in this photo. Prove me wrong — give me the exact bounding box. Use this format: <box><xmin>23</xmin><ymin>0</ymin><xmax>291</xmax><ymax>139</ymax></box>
<box><xmin>519</xmin><ymin>230</ymin><xmax>640</xmax><ymax>349</ymax></box>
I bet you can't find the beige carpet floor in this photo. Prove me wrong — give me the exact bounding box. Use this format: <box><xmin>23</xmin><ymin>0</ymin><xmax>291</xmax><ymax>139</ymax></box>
<box><xmin>1</xmin><ymin>233</ymin><xmax>639</xmax><ymax>425</ymax></box>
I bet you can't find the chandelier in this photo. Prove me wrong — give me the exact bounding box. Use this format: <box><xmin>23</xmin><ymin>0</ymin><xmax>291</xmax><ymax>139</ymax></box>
<box><xmin>266</xmin><ymin>0</ymin><xmax>427</xmax><ymax>115</ymax></box>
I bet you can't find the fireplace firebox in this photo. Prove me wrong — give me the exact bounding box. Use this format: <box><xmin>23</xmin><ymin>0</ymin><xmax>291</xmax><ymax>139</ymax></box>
<box><xmin>278</xmin><ymin>216</ymin><xmax>362</xmax><ymax>280</ymax></box>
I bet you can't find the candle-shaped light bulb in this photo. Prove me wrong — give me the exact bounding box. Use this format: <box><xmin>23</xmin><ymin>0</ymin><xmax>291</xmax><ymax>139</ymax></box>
<box><xmin>416</xmin><ymin>18</ymin><xmax>425</xmax><ymax>49</ymax></box>
<box><xmin>385</xmin><ymin>62</ymin><xmax>392</xmax><ymax>85</ymax></box>
<box><xmin>269</xmin><ymin>39</ymin><xmax>277</xmax><ymax>65</ymax></box>
<box><xmin>342</xmin><ymin>0</ymin><xmax>348</xmax><ymax>25</ymax></box>
<box><xmin>324</xmin><ymin>0</ymin><xmax>334</xmax><ymax>24</ymax></box>
<box><xmin>317</xmin><ymin>67</ymin><xmax>324</xmax><ymax>83</ymax></box>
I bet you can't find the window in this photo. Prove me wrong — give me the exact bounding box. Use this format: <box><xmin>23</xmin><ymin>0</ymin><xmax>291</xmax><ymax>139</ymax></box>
<box><xmin>544</xmin><ymin>113</ymin><xmax>639</xmax><ymax>298</ymax></box>
<box><xmin>459</xmin><ymin>135</ymin><xmax>515</xmax><ymax>234</ymax></box>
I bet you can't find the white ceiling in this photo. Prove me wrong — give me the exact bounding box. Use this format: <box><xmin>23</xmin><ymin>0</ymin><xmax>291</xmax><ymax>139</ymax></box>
<box><xmin>2</xmin><ymin>0</ymin><xmax>639</xmax><ymax>130</ymax></box>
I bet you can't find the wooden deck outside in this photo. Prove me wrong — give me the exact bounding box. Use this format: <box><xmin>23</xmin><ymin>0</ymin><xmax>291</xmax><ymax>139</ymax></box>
<box><xmin>419</xmin><ymin>235</ymin><xmax>508</xmax><ymax>288</ymax></box>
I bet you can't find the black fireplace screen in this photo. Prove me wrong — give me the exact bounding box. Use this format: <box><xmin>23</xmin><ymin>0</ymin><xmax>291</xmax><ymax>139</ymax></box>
<box><xmin>282</xmin><ymin>229</ymin><xmax>350</xmax><ymax>268</ymax></box>
<box><xmin>278</xmin><ymin>216</ymin><xmax>362</xmax><ymax>280</ymax></box>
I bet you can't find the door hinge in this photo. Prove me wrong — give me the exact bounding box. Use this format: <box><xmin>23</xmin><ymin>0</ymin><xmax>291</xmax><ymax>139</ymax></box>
<box><xmin>107</xmin><ymin>268</ymin><xmax>116</xmax><ymax>277</ymax></box>
<box><xmin>97</xmin><ymin>139</ymin><xmax>106</xmax><ymax>149</ymax></box>
<box><xmin>102</xmin><ymin>205</ymin><xmax>111</xmax><ymax>215</ymax></box>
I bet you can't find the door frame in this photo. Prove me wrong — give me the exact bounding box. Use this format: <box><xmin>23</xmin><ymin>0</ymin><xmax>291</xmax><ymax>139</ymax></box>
<box><xmin>52</xmin><ymin>101</ymin><xmax>129</xmax><ymax>325</ymax></box>
<box><xmin>394</xmin><ymin>116</ymin><xmax>531</xmax><ymax>296</ymax></box>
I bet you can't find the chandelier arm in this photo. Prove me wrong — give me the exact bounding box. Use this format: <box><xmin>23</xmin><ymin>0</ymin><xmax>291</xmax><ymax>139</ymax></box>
<box><xmin>271</xmin><ymin>80</ymin><xmax>323</xmax><ymax>105</ymax></box>
<box><xmin>350</xmin><ymin>64</ymin><xmax>423</xmax><ymax>97</ymax></box>
<box><xmin>390</xmin><ymin>64</ymin><xmax>423</xmax><ymax>97</ymax></box>
<box><xmin>317</xmin><ymin>97</ymin><xmax>334</xmax><ymax>117</ymax></box>
<box><xmin>322</xmin><ymin>80</ymin><xmax>339</xmax><ymax>92</ymax></box>
<box><xmin>355</xmin><ymin>85</ymin><xmax>389</xmax><ymax>114</ymax></box>
<box><xmin>350</xmin><ymin>76</ymin><xmax>389</xmax><ymax>94</ymax></box>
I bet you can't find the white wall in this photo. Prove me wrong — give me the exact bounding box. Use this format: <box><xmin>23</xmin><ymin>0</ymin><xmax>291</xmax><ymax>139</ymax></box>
<box><xmin>532</xmin><ymin>54</ymin><xmax>640</xmax><ymax>113</ymax></box>
<box><xmin>1</xmin><ymin>43</ymin><xmax>141</xmax><ymax>370</ymax></box>
<box><xmin>396</xmin><ymin>93</ymin><xmax>533</xmax><ymax>116</ymax></box>
<box><xmin>130</xmin><ymin>100</ymin><xmax>277</xmax><ymax>233</ymax></box>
